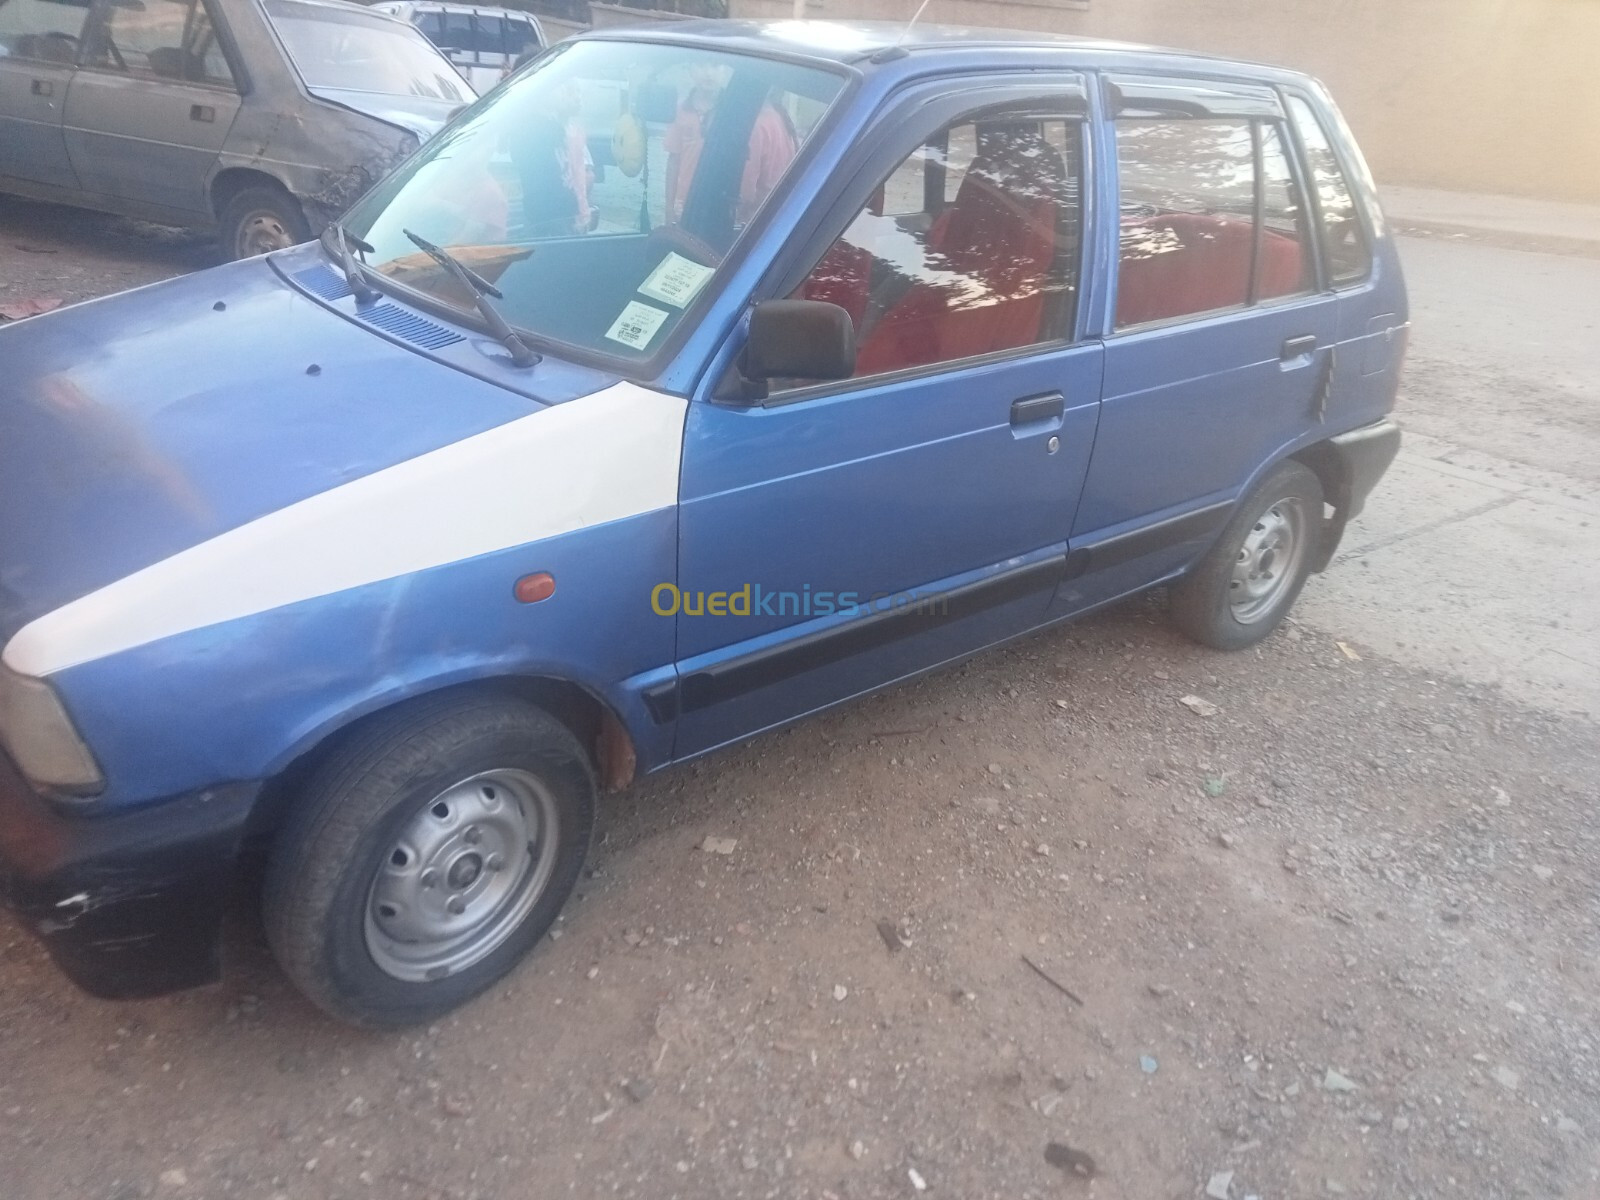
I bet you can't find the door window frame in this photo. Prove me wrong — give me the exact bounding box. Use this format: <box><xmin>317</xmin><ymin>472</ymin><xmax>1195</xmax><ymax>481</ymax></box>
<box><xmin>75</xmin><ymin>0</ymin><xmax>242</xmax><ymax>94</ymax></box>
<box><xmin>734</xmin><ymin>76</ymin><xmax>1095</xmax><ymax>409</ymax></box>
<box><xmin>1106</xmin><ymin>74</ymin><xmax>1324</xmax><ymax>336</ymax></box>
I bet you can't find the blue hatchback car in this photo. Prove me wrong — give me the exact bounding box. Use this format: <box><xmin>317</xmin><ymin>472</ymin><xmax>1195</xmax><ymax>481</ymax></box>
<box><xmin>0</xmin><ymin>20</ymin><xmax>1405</xmax><ymax>1026</ymax></box>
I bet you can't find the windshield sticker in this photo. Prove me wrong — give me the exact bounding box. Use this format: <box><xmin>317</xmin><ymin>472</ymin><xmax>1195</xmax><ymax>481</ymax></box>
<box><xmin>638</xmin><ymin>253</ymin><xmax>716</xmax><ymax>310</ymax></box>
<box><xmin>605</xmin><ymin>301</ymin><xmax>671</xmax><ymax>351</ymax></box>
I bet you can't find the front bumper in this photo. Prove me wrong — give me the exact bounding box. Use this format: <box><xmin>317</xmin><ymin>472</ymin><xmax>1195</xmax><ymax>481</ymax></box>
<box><xmin>0</xmin><ymin>751</ymin><xmax>256</xmax><ymax>999</ymax></box>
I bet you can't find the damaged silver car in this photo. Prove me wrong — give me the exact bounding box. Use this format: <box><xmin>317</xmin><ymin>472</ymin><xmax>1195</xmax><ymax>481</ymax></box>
<box><xmin>0</xmin><ymin>0</ymin><xmax>475</xmax><ymax>258</ymax></box>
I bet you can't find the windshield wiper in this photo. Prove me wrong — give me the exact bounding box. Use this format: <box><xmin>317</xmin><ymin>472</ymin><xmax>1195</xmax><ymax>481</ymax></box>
<box><xmin>402</xmin><ymin>229</ymin><xmax>540</xmax><ymax>368</ymax></box>
<box><xmin>326</xmin><ymin>222</ymin><xmax>379</xmax><ymax>306</ymax></box>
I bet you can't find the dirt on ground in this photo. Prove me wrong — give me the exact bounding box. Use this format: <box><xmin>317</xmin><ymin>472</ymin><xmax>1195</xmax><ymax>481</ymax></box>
<box><xmin>1</xmin><ymin>196</ymin><xmax>1597</xmax><ymax>1200</ymax></box>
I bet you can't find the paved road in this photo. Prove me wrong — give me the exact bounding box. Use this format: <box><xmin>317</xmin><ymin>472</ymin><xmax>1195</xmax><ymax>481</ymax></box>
<box><xmin>1</xmin><ymin>203</ymin><xmax>1597</xmax><ymax>1200</ymax></box>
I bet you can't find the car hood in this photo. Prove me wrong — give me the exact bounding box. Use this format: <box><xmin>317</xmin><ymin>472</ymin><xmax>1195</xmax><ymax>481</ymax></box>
<box><xmin>308</xmin><ymin>87</ymin><xmax>466</xmax><ymax>138</ymax></box>
<box><xmin>0</xmin><ymin>249</ymin><xmax>616</xmax><ymax>652</ymax></box>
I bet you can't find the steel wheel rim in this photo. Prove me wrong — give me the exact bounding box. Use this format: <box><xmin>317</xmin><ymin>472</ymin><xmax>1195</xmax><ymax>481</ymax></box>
<box><xmin>1229</xmin><ymin>496</ymin><xmax>1309</xmax><ymax>624</ymax></box>
<box><xmin>237</xmin><ymin>211</ymin><xmax>294</xmax><ymax>257</ymax></box>
<box><xmin>364</xmin><ymin>769</ymin><xmax>559</xmax><ymax>982</ymax></box>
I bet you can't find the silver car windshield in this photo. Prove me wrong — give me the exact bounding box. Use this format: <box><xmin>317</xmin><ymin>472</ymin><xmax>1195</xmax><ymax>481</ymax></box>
<box><xmin>342</xmin><ymin>39</ymin><xmax>845</xmax><ymax>363</ymax></box>
<box><xmin>267</xmin><ymin>0</ymin><xmax>474</xmax><ymax>102</ymax></box>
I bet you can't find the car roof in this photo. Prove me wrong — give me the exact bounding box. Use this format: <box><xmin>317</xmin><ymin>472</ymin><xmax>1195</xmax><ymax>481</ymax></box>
<box><xmin>271</xmin><ymin>0</ymin><xmax>417</xmax><ymax>19</ymax></box>
<box><xmin>378</xmin><ymin>1</ymin><xmax>541</xmax><ymax>15</ymax></box>
<box><xmin>581</xmin><ymin>18</ymin><xmax>1303</xmax><ymax>82</ymax></box>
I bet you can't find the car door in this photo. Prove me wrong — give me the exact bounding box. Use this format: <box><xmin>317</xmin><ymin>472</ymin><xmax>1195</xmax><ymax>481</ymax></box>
<box><xmin>671</xmin><ymin>80</ymin><xmax>1104</xmax><ymax>758</ymax></box>
<box><xmin>61</xmin><ymin>0</ymin><xmax>240</xmax><ymax>216</ymax></box>
<box><xmin>0</xmin><ymin>0</ymin><xmax>90</xmax><ymax>191</ymax></box>
<box><xmin>1060</xmin><ymin>76</ymin><xmax>1336</xmax><ymax>614</ymax></box>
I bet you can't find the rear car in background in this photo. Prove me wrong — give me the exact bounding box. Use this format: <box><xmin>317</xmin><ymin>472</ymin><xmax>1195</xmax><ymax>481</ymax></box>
<box><xmin>0</xmin><ymin>0</ymin><xmax>475</xmax><ymax>258</ymax></box>
<box><xmin>371</xmin><ymin>2</ymin><xmax>544</xmax><ymax>93</ymax></box>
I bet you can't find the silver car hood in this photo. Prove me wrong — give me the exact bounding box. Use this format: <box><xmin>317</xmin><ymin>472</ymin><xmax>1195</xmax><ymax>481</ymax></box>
<box><xmin>307</xmin><ymin>87</ymin><xmax>464</xmax><ymax>139</ymax></box>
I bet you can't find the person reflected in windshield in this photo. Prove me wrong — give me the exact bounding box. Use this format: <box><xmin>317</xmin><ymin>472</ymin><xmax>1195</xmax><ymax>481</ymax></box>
<box><xmin>517</xmin><ymin>83</ymin><xmax>594</xmax><ymax>237</ymax></box>
<box><xmin>664</xmin><ymin>66</ymin><xmax>724</xmax><ymax>225</ymax></box>
<box><xmin>737</xmin><ymin>94</ymin><xmax>798</xmax><ymax>225</ymax></box>
<box><xmin>666</xmin><ymin>73</ymin><xmax>799</xmax><ymax>230</ymax></box>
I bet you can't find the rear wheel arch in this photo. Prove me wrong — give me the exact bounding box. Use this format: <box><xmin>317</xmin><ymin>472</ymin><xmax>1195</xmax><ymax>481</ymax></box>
<box><xmin>209</xmin><ymin>167</ymin><xmax>296</xmax><ymax>220</ymax></box>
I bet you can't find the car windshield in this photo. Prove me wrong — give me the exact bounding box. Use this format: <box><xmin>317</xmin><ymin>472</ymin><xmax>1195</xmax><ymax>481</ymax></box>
<box><xmin>267</xmin><ymin>0</ymin><xmax>473</xmax><ymax>102</ymax></box>
<box><xmin>342</xmin><ymin>39</ymin><xmax>845</xmax><ymax>363</ymax></box>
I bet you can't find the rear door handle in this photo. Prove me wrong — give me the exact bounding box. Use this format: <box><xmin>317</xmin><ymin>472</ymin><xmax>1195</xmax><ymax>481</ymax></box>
<box><xmin>31</xmin><ymin>78</ymin><xmax>53</xmax><ymax>97</ymax></box>
<box><xmin>1281</xmin><ymin>335</ymin><xmax>1317</xmax><ymax>361</ymax></box>
<box><xmin>1010</xmin><ymin>392</ymin><xmax>1065</xmax><ymax>426</ymax></box>
<box><xmin>190</xmin><ymin>104</ymin><xmax>215</xmax><ymax>123</ymax></box>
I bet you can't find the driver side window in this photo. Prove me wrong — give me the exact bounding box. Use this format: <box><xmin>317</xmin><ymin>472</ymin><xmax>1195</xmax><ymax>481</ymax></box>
<box><xmin>790</xmin><ymin>109</ymin><xmax>1084</xmax><ymax>384</ymax></box>
<box><xmin>0</xmin><ymin>0</ymin><xmax>91</xmax><ymax>64</ymax></box>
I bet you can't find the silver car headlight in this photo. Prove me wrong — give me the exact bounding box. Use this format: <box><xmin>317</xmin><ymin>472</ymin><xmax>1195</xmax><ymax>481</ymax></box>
<box><xmin>0</xmin><ymin>661</ymin><xmax>104</xmax><ymax>795</ymax></box>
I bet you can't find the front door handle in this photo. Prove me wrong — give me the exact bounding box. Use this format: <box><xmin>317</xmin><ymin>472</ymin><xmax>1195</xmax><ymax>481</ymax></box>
<box><xmin>31</xmin><ymin>78</ymin><xmax>53</xmax><ymax>98</ymax></box>
<box><xmin>1010</xmin><ymin>392</ymin><xmax>1065</xmax><ymax>426</ymax></box>
<box><xmin>1281</xmin><ymin>335</ymin><xmax>1317</xmax><ymax>361</ymax></box>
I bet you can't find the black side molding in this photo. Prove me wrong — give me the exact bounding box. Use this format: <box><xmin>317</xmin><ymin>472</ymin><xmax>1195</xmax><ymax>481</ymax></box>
<box><xmin>1067</xmin><ymin>501</ymin><xmax>1233</xmax><ymax>578</ymax></box>
<box><xmin>677</xmin><ymin>555</ymin><xmax>1068</xmax><ymax>715</ymax></box>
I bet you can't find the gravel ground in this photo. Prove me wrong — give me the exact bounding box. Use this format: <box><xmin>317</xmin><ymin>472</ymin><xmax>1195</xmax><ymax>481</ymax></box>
<box><xmin>1</xmin><ymin>195</ymin><xmax>1597</xmax><ymax>1200</ymax></box>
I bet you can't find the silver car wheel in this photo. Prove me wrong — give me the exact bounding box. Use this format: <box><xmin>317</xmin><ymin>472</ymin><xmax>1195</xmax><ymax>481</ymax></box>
<box><xmin>364</xmin><ymin>769</ymin><xmax>559</xmax><ymax>982</ymax></box>
<box><xmin>1228</xmin><ymin>497</ymin><xmax>1309</xmax><ymax>624</ymax></box>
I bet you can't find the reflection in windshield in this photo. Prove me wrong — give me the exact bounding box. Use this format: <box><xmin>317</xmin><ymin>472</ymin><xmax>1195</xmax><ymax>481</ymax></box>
<box><xmin>344</xmin><ymin>40</ymin><xmax>844</xmax><ymax>361</ymax></box>
<box><xmin>267</xmin><ymin>0</ymin><xmax>473</xmax><ymax>102</ymax></box>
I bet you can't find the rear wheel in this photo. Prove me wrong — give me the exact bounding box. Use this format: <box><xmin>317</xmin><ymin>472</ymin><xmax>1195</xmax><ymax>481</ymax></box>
<box><xmin>219</xmin><ymin>183</ymin><xmax>310</xmax><ymax>261</ymax></box>
<box><xmin>1169</xmin><ymin>460</ymin><xmax>1324</xmax><ymax>650</ymax></box>
<box><xmin>263</xmin><ymin>694</ymin><xmax>595</xmax><ymax>1027</ymax></box>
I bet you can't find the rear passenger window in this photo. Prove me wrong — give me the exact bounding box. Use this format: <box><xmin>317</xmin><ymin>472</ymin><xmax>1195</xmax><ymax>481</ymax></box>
<box><xmin>1287</xmin><ymin>95</ymin><xmax>1372</xmax><ymax>285</ymax></box>
<box><xmin>791</xmin><ymin>110</ymin><xmax>1084</xmax><ymax>384</ymax></box>
<box><xmin>1115</xmin><ymin>119</ymin><xmax>1312</xmax><ymax>328</ymax></box>
<box><xmin>83</xmin><ymin>0</ymin><xmax>234</xmax><ymax>88</ymax></box>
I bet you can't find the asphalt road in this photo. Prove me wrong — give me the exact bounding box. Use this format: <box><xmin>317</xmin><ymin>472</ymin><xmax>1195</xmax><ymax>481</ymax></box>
<box><xmin>1</xmin><ymin>201</ymin><xmax>1597</xmax><ymax>1200</ymax></box>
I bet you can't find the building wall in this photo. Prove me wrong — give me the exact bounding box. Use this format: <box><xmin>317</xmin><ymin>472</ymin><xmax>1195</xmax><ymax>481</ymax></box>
<box><xmin>729</xmin><ymin>0</ymin><xmax>1600</xmax><ymax>203</ymax></box>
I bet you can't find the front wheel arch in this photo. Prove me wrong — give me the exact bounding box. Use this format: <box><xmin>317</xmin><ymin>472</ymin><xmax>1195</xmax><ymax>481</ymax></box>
<box><xmin>250</xmin><ymin>676</ymin><xmax>638</xmax><ymax>840</ymax></box>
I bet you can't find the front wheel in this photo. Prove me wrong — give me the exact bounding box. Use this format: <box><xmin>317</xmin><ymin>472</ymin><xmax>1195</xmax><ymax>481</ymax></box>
<box><xmin>1169</xmin><ymin>460</ymin><xmax>1324</xmax><ymax>650</ymax></box>
<box><xmin>263</xmin><ymin>694</ymin><xmax>595</xmax><ymax>1027</ymax></box>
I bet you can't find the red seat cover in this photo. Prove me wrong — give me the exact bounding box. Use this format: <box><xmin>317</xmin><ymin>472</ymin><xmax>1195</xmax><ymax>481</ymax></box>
<box><xmin>1115</xmin><ymin>212</ymin><xmax>1308</xmax><ymax>327</ymax></box>
<box><xmin>855</xmin><ymin>131</ymin><xmax>1067</xmax><ymax>377</ymax></box>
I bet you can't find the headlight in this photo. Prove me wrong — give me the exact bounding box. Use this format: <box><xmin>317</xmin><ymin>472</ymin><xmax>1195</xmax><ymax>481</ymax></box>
<box><xmin>0</xmin><ymin>662</ymin><xmax>104</xmax><ymax>795</ymax></box>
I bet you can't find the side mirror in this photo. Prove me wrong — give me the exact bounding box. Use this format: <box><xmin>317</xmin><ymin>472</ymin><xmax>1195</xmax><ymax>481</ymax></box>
<box><xmin>744</xmin><ymin>299</ymin><xmax>857</xmax><ymax>390</ymax></box>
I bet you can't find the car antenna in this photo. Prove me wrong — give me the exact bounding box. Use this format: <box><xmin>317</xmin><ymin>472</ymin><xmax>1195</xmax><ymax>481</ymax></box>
<box><xmin>870</xmin><ymin>0</ymin><xmax>933</xmax><ymax>63</ymax></box>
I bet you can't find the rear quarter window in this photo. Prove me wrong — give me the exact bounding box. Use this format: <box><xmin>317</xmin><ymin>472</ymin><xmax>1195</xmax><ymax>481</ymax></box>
<box><xmin>1287</xmin><ymin>95</ymin><xmax>1373</xmax><ymax>285</ymax></box>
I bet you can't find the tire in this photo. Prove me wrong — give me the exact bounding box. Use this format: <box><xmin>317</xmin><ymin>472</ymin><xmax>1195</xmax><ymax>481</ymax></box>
<box><xmin>218</xmin><ymin>183</ymin><xmax>310</xmax><ymax>261</ymax></box>
<box><xmin>1169</xmin><ymin>460</ymin><xmax>1324</xmax><ymax>651</ymax></box>
<box><xmin>263</xmin><ymin>693</ymin><xmax>595</xmax><ymax>1027</ymax></box>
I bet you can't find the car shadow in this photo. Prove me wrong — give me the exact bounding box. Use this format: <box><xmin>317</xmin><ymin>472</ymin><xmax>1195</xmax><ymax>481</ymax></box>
<box><xmin>0</xmin><ymin>194</ymin><xmax>222</xmax><ymax>280</ymax></box>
